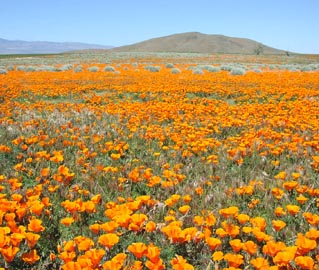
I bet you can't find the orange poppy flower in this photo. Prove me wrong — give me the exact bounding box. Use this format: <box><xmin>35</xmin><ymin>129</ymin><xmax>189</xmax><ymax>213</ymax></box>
<box><xmin>303</xmin><ymin>212</ymin><xmax>319</xmax><ymax>226</ymax></box>
<box><xmin>273</xmin><ymin>246</ymin><xmax>297</xmax><ymax>267</ymax></box>
<box><xmin>145</xmin><ymin>221</ymin><xmax>156</xmax><ymax>232</ymax></box>
<box><xmin>25</xmin><ymin>232</ymin><xmax>40</xmax><ymax>248</ymax></box>
<box><xmin>98</xmin><ymin>233</ymin><xmax>120</xmax><ymax>249</ymax></box>
<box><xmin>229</xmin><ymin>239</ymin><xmax>243</xmax><ymax>253</ymax></box>
<box><xmin>237</xmin><ymin>213</ymin><xmax>250</xmax><ymax>224</ymax></box>
<box><xmin>193</xmin><ymin>215</ymin><xmax>204</xmax><ymax>226</ymax></box>
<box><xmin>171</xmin><ymin>255</ymin><xmax>194</xmax><ymax>270</ymax></box>
<box><xmin>250</xmin><ymin>217</ymin><xmax>266</xmax><ymax>231</ymax></box>
<box><xmin>10</xmin><ymin>232</ymin><xmax>25</xmax><ymax>246</ymax></box>
<box><xmin>286</xmin><ymin>204</ymin><xmax>300</xmax><ymax>216</ymax></box>
<box><xmin>145</xmin><ymin>243</ymin><xmax>161</xmax><ymax>263</ymax></box>
<box><xmin>101</xmin><ymin>221</ymin><xmax>119</xmax><ymax>233</ymax></box>
<box><xmin>205</xmin><ymin>213</ymin><xmax>216</xmax><ymax>226</ymax></box>
<box><xmin>283</xmin><ymin>181</ymin><xmax>298</xmax><ymax>191</ymax></box>
<box><xmin>250</xmin><ymin>257</ymin><xmax>269</xmax><ymax>270</ymax></box>
<box><xmin>294</xmin><ymin>256</ymin><xmax>314</xmax><ymax>270</ymax></box>
<box><xmin>224</xmin><ymin>253</ymin><xmax>244</xmax><ymax>268</ymax></box>
<box><xmin>205</xmin><ymin>237</ymin><xmax>222</xmax><ymax>251</ymax></box>
<box><xmin>63</xmin><ymin>240</ymin><xmax>76</xmax><ymax>252</ymax></box>
<box><xmin>274</xmin><ymin>207</ymin><xmax>286</xmax><ymax>217</ymax></box>
<box><xmin>222</xmin><ymin>221</ymin><xmax>240</xmax><ymax>238</ymax></box>
<box><xmin>272</xmin><ymin>220</ymin><xmax>286</xmax><ymax>232</ymax></box>
<box><xmin>127</xmin><ymin>242</ymin><xmax>148</xmax><ymax>259</ymax></box>
<box><xmin>50</xmin><ymin>151</ymin><xmax>64</xmax><ymax>162</ymax></box>
<box><xmin>21</xmin><ymin>249</ymin><xmax>40</xmax><ymax>264</ymax></box>
<box><xmin>84</xmin><ymin>248</ymin><xmax>106</xmax><ymax>267</ymax></box>
<box><xmin>102</xmin><ymin>253</ymin><xmax>127</xmax><ymax>270</ymax></box>
<box><xmin>212</xmin><ymin>251</ymin><xmax>224</xmax><ymax>261</ymax></box>
<box><xmin>89</xmin><ymin>223</ymin><xmax>101</xmax><ymax>234</ymax></box>
<box><xmin>0</xmin><ymin>231</ymin><xmax>10</xmax><ymax>248</ymax></box>
<box><xmin>216</xmin><ymin>227</ymin><xmax>228</xmax><ymax>238</ymax></box>
<box><xmin>182</xmin><ymin>194</ymin><xmax>192</xmax><ymax>203</ymax></box>
<box><xmin>74</xmin><ymin>236</ymin><xmax>94</xmax><ymax>251</ymax></box>
<box><xmin>60</xmin><ymin>217</ymin><xmax>75</xmax><ymax>226</ymax></box>
<box><xmin>243</xmin><ymin>240</ymin><xmax>258</xmax><ymax>255</ymax></box>
<box><xmin>40</xmin><ymin>167</ymin><xmax>50</xmax><ymax>177</ymax></box>
<box><xmin>219</xmin><ymin>206</ymin><xmax>239</xmax><ymax>219</ymax></box>
<box><xmin>91</xmin><ymin>194</ymin><xmax>102</xmax><ymax>204</ymax></box>
<box><xmin>274</xmin><ymin>171</ymin><xmax>287</xmax><ymax>180</ymax></box>
<box><xmin>295</xmin><ymin>233</ymin><xmax>316</xmax><ymax>255</ymax></box>
<box><xmin>296</xmin><ymin>195</ymin><xmax>308</xmax><ymax>204</ymax></box>
<box><xmin>28</xmin><ymin>218</ymin><xmax>45</xmax><ymax>232</ymax></box>
<box><xmin>129</xmin><ymin>213</ymin><xmax>148</xmax><ymax>231</ymax></box>
<box><xmin>0</xmin><ymin>245</ymin><xmax>19</xmax><ymax>262</ymax></box>
<box><xmin>145</xmin><ymin>258</ymin><xmax>165</xmax><ymax>270</ymax></box>
<box><xmin>50</xmin><ymin>253</ymin><xmax>56</xmax><ymax>261</ymax></box>
<box><xmin>61</xmin><ymin>261</ymin><xmax>81</xmax><ymax>270</ymax></box>
<box><xmin>178</xmin><ymin>205</ymin><xmax>190</xmax><ymax>215</ymax></box>
<box><xmin>305</xmin><ymin>228</ymin><xmax>319</xmax><ymax>240</ymax></box>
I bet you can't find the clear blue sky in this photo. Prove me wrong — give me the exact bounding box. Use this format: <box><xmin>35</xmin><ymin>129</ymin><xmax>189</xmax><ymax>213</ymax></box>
<box><xmin>1</xmin><ymin>0</ymin><xmax>318</xmax><ymax>54</ymax></box>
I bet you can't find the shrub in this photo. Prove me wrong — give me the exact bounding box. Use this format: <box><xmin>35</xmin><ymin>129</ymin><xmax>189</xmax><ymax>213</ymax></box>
<box><xmin>220</xmin><ymin>64</ymin><xmax>232</xmax><ymax>71</ymax></box>
<box><xmin>88</xmin><ymin>66</ymin><xmax>99</xmax><ymax>72</ymax></box>
<box><xmin>165</xmin><ymin>63</ymin><xmax>175</xmax><ymax>68</ymax></box>
<box><xmin>206</xmin><ymin>66</ymin><xmax>221</xmax><ymax>72</ymax></box>
<box><xmin>0</xmin><ymin>68</ymin><xmax>8</xmax><ymax>74</ymax></box>
<box><xmin>187</xmin><ymin>66</ymin><xmax>196</xmax><ymax>71</ymax></box>
<box><xmin>60</xmin><ymin>64</ymin><xmax>73</xmax><ymax>71</ymax></box>
<box><xmin>6</xmin><ymin>65</ymin><xmax>14</xmax><ymax>71</ymax></box>
<box><xmin>104</xmin><ymin>66</ymin><xmax>115</xmax><ymax>72</ymax></box>
<box><xmin>74</xmin><ymin>65</ymin><xmax>83</xmax><ymax>72</ymax></box>
<box><xmin>39</xmin><ymin>65</ymin><xmax>59</xmax><ymax>72</ymax></box>
<box><xmin>144</xmin><ymin>65</ymin><xmax>160</xmax><ymax>72</ymax></box>
<box><xmin>300</xmin><ymin>66</ymin><xmax>312</xmax><ymax>72</ymax></box>
<box><xmin>16</xmin><ymin>66</ymin><xmax>26</xmax><ymax>71</ymax></box>
<box><xmin>25</xmin><ymin>66</ymin><xmax>37</xmax><ymax>72</ymax></box>
<box><xmin>171</xmin><ymin>68</ymin><xmax>181</xmax><ymax>74</ymax></box>
<box><xmin>192</xmin><ymin>68</ymin><xmax>203</xmax><ymax>75</ymax></box>
<box><xmin>196</xmin><ymin>65</ymin><xmax>220</xmax><ymax>72</ymax></box>
<box><xmin>253</xmin><ymin>69</ymin><xmax>262</xmax><ymax>73</ymax></box>
<box><xmin>230</xmin><ymin>67</ymin><xmax>246</xmax><ymax>75</ymax></box>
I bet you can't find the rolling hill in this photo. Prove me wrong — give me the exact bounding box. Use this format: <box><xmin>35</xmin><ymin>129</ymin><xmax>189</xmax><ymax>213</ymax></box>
<box><xmin>111</xmin><ymin>32</ymin><xmax>286</xmax><ymax>54</ymax></box>
<box><xmin>0</xmin><ymin>38</ymin><xmax>113</xmax><ymax>54</ymax></box>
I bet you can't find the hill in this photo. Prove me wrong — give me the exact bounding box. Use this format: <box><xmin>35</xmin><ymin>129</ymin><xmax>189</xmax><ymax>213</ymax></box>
<box><xmin>111</xmin><ymin>32</ymin><xmax>286</xmax><ymax>54</ymax></box>
<box><xmin>0</xmin><ymin>38</ymin><xmax>113</xmax><ymax>54</ymax></box>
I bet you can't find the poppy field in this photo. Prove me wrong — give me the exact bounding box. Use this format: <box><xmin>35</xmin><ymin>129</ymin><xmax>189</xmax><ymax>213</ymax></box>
<box><xmin>0</xmin><ymin>53</ymin><xmax>319</xmax><ymax>269</ymax></box>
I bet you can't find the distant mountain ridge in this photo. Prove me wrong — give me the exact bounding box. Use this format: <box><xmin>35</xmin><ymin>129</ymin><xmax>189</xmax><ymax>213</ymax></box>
<box><xmin>111</xmin><ymin>32</ymin><xmax>286</xmax><ymax>54</ymax></box>
<box><xmin>0</xmin><ymin>38</ymin><xmax>113</xmax><ymax>54</ymax></box>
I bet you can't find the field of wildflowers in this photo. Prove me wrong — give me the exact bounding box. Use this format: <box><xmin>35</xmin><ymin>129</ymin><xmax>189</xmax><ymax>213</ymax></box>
<box><xmin>0</xmin><ymin>54</ymin><xmax>319</xmax><ymax>269</ymax></box>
